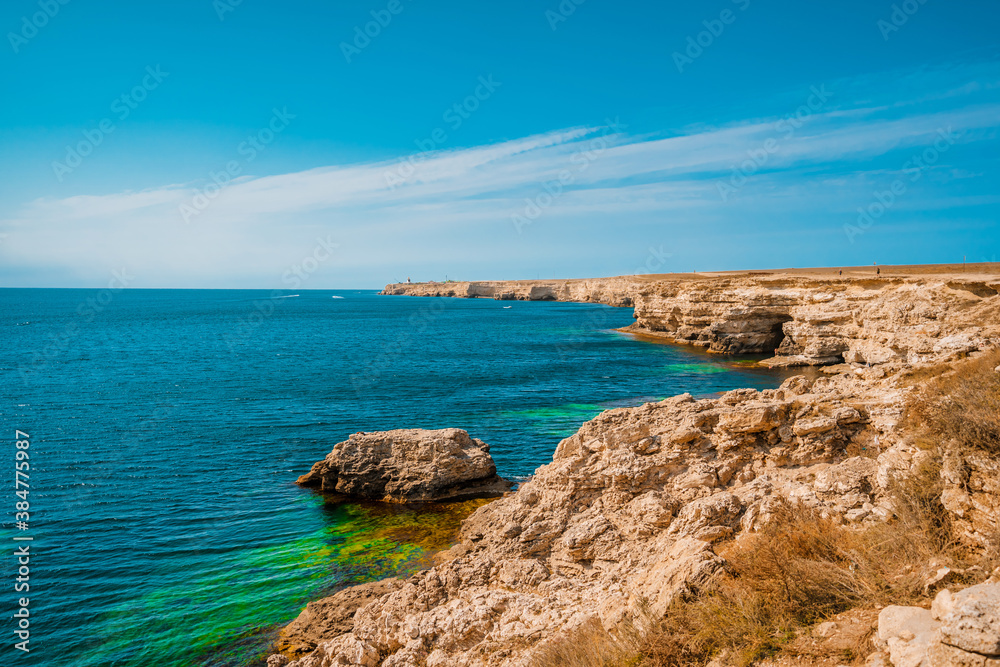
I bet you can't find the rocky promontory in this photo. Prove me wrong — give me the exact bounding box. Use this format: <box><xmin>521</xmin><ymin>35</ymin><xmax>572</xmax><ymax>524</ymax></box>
<box><xmin>297</xmin><ymin>428</ymin><xmax>512</xmax><ymax>503</ymax></box>
<box><xmin>271</xmin><ymin>267</ymin><xmax>1000</xmax><ymax>667</ymax></box>
<box><xmin>382</xmin><ymin>267</ymin><xmax>1000</xmax><ymax>368</ymax></box>
<box><xmin>275</xmin><ymin>359</ymin><xmax>1000</xmax><ymax>666</ymax></box>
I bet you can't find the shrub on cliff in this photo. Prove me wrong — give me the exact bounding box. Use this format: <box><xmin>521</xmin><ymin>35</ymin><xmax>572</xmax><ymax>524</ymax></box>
<box><xmin>534</xmin><ymin>473</ymin><xmax>984</xmax><ymax>667</ymax></box>
<box><xmin>639</xmin><ymin>506</ymin><xmax>863</xmax><ymax>666</ymax></box>
<box><xmin>907</xmin><ymin>349</ymin><xmax>1000</xmax><ymax>455</ymax></box>
<box><xmin>533</xmin><ymin>616</ymin><xmax>644</xmax><ymax>667</ymax></box>
<box><xmin>638</xmin><ymin>480</ymin><xmax>976</xmax><ymax>667</ymax></box>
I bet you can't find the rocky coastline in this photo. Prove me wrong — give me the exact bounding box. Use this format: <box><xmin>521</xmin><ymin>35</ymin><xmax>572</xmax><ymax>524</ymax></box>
<box><xmin>271</xmin><ymin>268</ymin><xmax>1000</xmax><ymax>667</ymax></box>
<box><xmin>381</xmin><ymin>270</ymin><xmax>1000</xmax><ymax>368</ymax></box>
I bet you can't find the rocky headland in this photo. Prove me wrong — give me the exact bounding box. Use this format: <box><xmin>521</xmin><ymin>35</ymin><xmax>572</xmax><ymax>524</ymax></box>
<box><xmin>381</xmin><ymin>268</ymin><xmax>1000</xmax><ymax>368</ymax></box>
<box><xmin>272</xmin><ymin>266</ymin><xmax>1000</xmax><ymax>667</ymax></box>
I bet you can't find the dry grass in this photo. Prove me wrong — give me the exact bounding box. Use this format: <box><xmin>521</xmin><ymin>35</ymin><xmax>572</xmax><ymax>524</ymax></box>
<box><xmin>533</xmin><ymin>616</ymin><xmax>644</xmax><ymax>667</ymax></box>
<box><xmin>533</xmin><ymin>482</ymin><xmax>990</xmax><ymax>667</ymax></box>
<box><xmin>906</xmin><ymin>349</ymin><xmax>1000</xmax><ymax>455</ymax></box>
<box><xmin>532</xmin><ymin>462</ymin><xmax>986</xmax><ymax>667</ymax></box>
<box><xmin>633</xmin><ymin>447</ymin><xmax>997</xmax><ymax>667</ymax></box>
<box><xmin>637</xmin><ymin>495</ymin><xmax>959</xmax><ymax>666</ymax></box>
<box><xmin>537</xmin><ymin>351</ymin><xmax>1000</xmax><ymax>667</ymax></box>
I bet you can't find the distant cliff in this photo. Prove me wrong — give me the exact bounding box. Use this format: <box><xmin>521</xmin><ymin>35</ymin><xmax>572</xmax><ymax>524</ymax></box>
<box><xmin>380</xmin><ymin>277</ymin><xmax>643</xmax><ymax>307</ymax></box>
<box><xmin>267</xmin><ymin>270</ymin><xmax>1000</xmax><ymax>667</ymax></box>
<box><xmin>382</xmin><ymin>273</ymin><xmax>1000</xmax><ymax>368</ymax></box>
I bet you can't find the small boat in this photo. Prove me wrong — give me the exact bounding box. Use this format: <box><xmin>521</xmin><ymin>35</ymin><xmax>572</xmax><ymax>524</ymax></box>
<box><xmin>503</xmin><ymin>306</ymin><xmax>512</xmax><ymax>309</ymax></box>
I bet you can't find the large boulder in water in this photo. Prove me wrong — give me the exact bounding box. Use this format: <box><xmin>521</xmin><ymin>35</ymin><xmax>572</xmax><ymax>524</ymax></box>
<box><xmin>296</xmin><ymin>428</ymin><xmax>512</xmax><ymax>502</ymax></box>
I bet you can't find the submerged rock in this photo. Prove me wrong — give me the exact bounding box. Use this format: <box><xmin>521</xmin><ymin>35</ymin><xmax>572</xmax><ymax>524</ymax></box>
<box><xmin>296</xmin><ymin>428</ymin><xmax>512</xmax><ymax>503</ymax></box>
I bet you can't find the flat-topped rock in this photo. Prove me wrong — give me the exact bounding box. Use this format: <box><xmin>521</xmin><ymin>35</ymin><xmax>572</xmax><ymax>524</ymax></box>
<box><xmin>296</xmin><ymin>428</ymin><xmax>513</xmax><ymax>502</ymax></box>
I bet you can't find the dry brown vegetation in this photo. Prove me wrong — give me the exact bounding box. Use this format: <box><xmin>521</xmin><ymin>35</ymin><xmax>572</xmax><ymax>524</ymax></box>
<box><xmin>532</xmin><ymin>616</ymin><xmax>644</xmax><ymax>667</ymax></box>
<box><xmin>535</xmin><ymin>352</ymin><xmax>1000</xmax><ymax>667</ymax></box>
<box><xmin>636</xmin><ymin>478</ymin><xmax>969</xmax><ymax>667</ymax></box>
<box><xmin>536</xmin><ymin>473</ymin><xmax>975</xmax><ymax>667</ymax></box>
<box><xmin>906</xmin><ymin>349</ymin><xmax>1000</xmax><ymax>456</ymax></box>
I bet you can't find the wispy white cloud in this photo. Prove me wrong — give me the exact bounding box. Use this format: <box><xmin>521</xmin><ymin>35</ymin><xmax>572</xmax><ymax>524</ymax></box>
<box><xmin>3</xmin><ymin>59</ymin><xmax>1000</xmax><ymax>286</ymax></box>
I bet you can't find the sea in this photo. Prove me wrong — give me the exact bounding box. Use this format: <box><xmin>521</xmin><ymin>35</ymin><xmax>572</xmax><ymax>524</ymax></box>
<box><xmin>0</xmin><ymin>288</ymin><xmax>792</xmax><ymax>666</ymax></box>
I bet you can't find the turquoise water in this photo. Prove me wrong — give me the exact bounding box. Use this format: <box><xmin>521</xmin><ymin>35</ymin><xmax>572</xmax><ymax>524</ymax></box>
<box><xmin>0</xmin><ymin>289</ymin><xmax>789</xmax><ymax>666</ymax></box>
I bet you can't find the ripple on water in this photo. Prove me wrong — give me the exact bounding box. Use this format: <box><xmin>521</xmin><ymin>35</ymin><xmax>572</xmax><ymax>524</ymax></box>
<box><xmin>0</xmin><ymin>289</ymin><xmax>791</xmax><ymax>666</ymax></box>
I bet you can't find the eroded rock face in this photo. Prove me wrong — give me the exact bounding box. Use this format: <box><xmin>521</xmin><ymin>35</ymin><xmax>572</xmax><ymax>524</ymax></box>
<box><xmin>383</xmin><ymin>275</ymin><xmax>1000</xmax><ymax>368</ymax></box>
<box><xmin>297</xmin><ymin>429</ymin><xmax>512</xmax><ymax>503</ymax></box>
<box><xmin>281</xmin><ymin>372</ymin><xmax>936</xmax><ymax>666</ymax></box>
<box><xmin>940</xmin><ymin>449</ymin><xmax>1000</xmax><ymax>550</ymax></box>
<box><xmin>276</xmin><ymin>579</ymin><xmax>405</xmax><ymax>658</ymax></box>
<box><xmin>380</xmin><ymin>277</ymin><xmax>641</xmax><ymax>308</ymax></box>
<box><xmin>934</xmin><ymin>584</ymin><xmax>1000</xmax><ymax>656</ymax></box>
<box><xmin>632</xmin><ymin>279</ymin><xmax>999</xmax><ymax>367</ymax></box>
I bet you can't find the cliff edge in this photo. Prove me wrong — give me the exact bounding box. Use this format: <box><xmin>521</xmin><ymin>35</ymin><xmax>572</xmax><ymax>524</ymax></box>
<box><xmin>270</xmin><ymin>268</ymin><xmax>1000</xmax><ymax>667</ymax></box>
<box><xmin>381</xmin><ymin>267</ymin><xmax>1000</xmax><ymax>368</ymax></box>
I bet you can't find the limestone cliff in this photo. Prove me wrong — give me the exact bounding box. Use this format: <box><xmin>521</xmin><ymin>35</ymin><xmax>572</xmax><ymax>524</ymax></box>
<box><xmin>275</xmin><ymin>367</ymin><xmax>993</xmax><ymax>666</ymax></box>
<box><xmin>382</xmin><ymin>272</ymin><xmax>1000</xmax><ymax>368</ymax></box>
<box><xmin>267</xmin><ymin>270</ymin><xmax>1000</xmax><ymax>667</ymax></box>
<box><xmin>380</xmin><ymin>277</ymin><xmax>643</xmax><ymax>307</ymax></box>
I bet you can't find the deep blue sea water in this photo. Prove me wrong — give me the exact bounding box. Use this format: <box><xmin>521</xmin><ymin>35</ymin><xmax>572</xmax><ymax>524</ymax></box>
<box><xmin>0</xmin><ymin>289</ymin><xmax>792</xmax><ymax>666</ymax></box>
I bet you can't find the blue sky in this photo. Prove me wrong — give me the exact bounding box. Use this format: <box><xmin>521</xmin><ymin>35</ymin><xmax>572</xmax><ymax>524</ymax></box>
<box><xmin>1</xmin><ymin>0</ymin><xmax>998</xmax><ymax>287</ymax></box>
